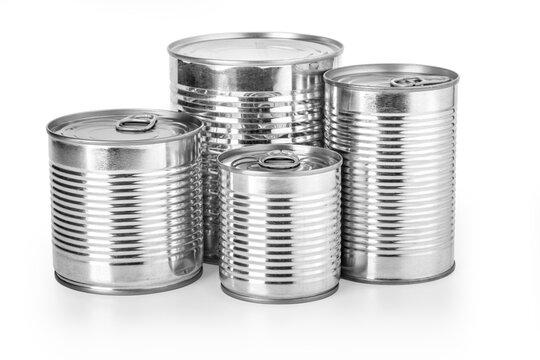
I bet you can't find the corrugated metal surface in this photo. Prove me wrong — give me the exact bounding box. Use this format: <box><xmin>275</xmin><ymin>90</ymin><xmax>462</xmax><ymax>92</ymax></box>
<box><xmin>324</xmin><ymin>64</ymin><xmax>458</xmax><ymax>283</ymax></box>
<box><xmin>218</xmin><ymin>145</ymin><xmax>342</xmax><ymax>303</ymax></box>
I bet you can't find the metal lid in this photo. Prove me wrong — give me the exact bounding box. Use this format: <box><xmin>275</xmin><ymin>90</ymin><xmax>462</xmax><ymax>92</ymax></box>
<box><xmin>324</xmin><ymin>64</ymin><xmax>459</xmax><ymax>91</ymax></box>
<box><xmin>168</xmin><ymin>32</ymin><xmax>343</xmax><ymax>66</ymax></box>
<box><xmin>218</xmin><ymin>144</ymin><xmax>342</xmax><ymax>176</ymax></box>
<box><xmin>47</xmin><ymin>109</ymin><xmax>202</xmax><ymax>145</ymax></box>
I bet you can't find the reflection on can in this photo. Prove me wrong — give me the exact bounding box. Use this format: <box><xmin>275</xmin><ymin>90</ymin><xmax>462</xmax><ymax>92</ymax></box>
<box><xmin>47</xmin><ymin>109</ymin><xmax>203</xmax><ymax>294</ymax></box>
<box><xmin>168</xmin><ymin>33</ymin><xmax>343</xmax><ymax>263</ymax></box>
<box><xmin>218</xmin><ymin>144</ymin><xmax>342</xmax><ymax>303</ymax></box>
<box><xmin>325</xmin><ymin>64</ymin><xmax>459</xmax><ymax>283</ymax></box>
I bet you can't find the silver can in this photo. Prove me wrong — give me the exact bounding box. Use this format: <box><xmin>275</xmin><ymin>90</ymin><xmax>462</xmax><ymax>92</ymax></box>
<box><xmin>47</xmin><ymin>109</ymin><xmax>203</xmax><ymax>294</ymax></box>
<box><xmin>217</xmin><ymin>144</ymin><xmax>342</xmax><ymax>303</ymax></box>
<box><xmin>168</xmin><ymin>32</ymin><xmax>343</xmax><ymax>263</ymax></box>
<box><xmin>324</xmin><ymin>64</ymin><xmax>459</xmax><ymax>284</ymax></box>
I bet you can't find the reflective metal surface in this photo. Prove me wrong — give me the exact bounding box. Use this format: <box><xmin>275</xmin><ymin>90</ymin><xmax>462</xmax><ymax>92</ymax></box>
<box><xmin>47</xmin><ymin>109</ymin><xmax>203</xmax><ymax>294</ymax></box>
<box><xmin>168</xmin><ymin>33</ymin><xmax>343</xmax><ymax>263</ymax></box>
<box><xmin>324</xmin><ymin>64</ymin><xmax>459</xmax><ymax>283</ymax></box>
<box><xmin>218</xmin><ymin>144</ymin><xmax>342</xmax><ymax>303</ymax></box>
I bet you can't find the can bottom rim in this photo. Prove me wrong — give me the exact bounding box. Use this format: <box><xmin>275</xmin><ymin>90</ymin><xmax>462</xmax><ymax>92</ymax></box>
<box><xmin>54</xmin><ymin>268</ymin><xmax>203</xmax><ymax>295</ymax></box>
<box><xmin>203</xmin><ymin>256</ymin><xmax>220</xmax><ymax>265</ymax></box>
<box><xmin>341</xmin><ymin>261</ymin><xmax>456</xmax><ymax>285</ymax></box>
<box><xmin>221</xmin><ymin>284</ymin><xmax>339</xmax><ymax>304</ymax></box>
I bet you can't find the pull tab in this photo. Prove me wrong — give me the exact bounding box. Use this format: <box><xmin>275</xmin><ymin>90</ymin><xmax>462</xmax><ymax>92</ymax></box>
<box><xmin>390</xmin><ymin>75</ymin><xmax>451</xmax><ymax>88</ymax></box>
<box><xmin>116</xmin><ymin>113</ymin><xmax>157</xmax><ymax>132</ymax></box>
<box><xmin>258</xmin><ymin>150</ymin><xmax>300</xmax><ymax>170</ymax></box>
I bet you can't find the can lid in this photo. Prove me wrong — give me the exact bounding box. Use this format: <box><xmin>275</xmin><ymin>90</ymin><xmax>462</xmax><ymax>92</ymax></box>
<box><xmin>324</xmin><ymin>64</ymin><xmax>459</xmax><ymax>91</ymax></box>
<box><xmin>217</xmin><ymin>144</ymin><xmax>342</xmax><ymax>176</ymax></box>
<box><xmin>168</xmin><ymin>32</ymin><xmax>343</xmax><ymax>66</ymax></box>
<box><xmin>47</xmin><ymin>109</ymin><xmax>202</xmax><ymax>144</ymax></box>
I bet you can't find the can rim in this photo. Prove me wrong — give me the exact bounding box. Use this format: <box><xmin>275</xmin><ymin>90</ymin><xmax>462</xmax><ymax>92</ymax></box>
<box><xmin>167</xmin><ymin>32</ymin><xmax>344</xmax><ymax>66</ymax></box>
<box><xmin>217</xmin><ymin>144</ymin><xmax>343</xmax><ymax>177</ymax></box>
<box><xmin>324</xmin><ymin>63</ymin><xmax>459</xmax><ymax>91</ymax></box>
<box><xmin>46</xmin><ymin>109</ymin><xmax>202</xmax><ymax>145</ymax></box>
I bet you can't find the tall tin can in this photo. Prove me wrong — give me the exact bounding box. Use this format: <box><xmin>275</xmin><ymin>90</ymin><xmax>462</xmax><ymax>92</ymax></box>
<box><xmin>47</xmin><ymin>109</ymin><xmax>203</xmax><ymax>294</ymax></box>
<box><xmin>324</xmin><ymin>64</ymin><xmax>459</xmax><ymax>283</ymax></box>
<box><xmin>217</xmin><ymin>144</ymin><xmax>342</xmax><ymax>303</ymax></box>
<box><xmin>168</xmin><ymin>33</ymin><xmax>343</xmax><ymax>263</ymax></box>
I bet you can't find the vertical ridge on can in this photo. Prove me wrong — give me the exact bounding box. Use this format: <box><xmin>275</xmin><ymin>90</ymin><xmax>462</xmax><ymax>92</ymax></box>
<box><xmin>168</xmin><ymin>33</ymin><xmax>343</xmax><ymax>263</ymax></box>
<box><xmin>47</xmin><ymin>109</ymin><xmax>203</xmax><ymax>294</ymax></box>
<box><xmin>324</xmin><ymin>64</ymin><xmax>459</xmax><ymax>283</ymax></box>
<box><xmin>218</xmin><ymin>145</ymin><xmax>342</xmax><ymax>303</ymax></box>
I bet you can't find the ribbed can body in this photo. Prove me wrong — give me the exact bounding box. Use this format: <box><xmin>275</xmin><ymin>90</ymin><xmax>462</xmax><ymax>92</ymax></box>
<box><xmin>324</xmin><ymin>64</ymin><xmax>458</xmax><ymax>283</ymax></box>
<box><xmin>169</xmin><ymin>33</ymin><xmax>342</xmax><ymax>263</ymax></box>
<box><xmin>47</xmin><ymin>110</ymin><xmax>203</xmax><ymax>294</ymax></box>
<box><xmin>217</xmin><ymin>145</ymin><xmax>342</xmax><ymax>303</ymax></box>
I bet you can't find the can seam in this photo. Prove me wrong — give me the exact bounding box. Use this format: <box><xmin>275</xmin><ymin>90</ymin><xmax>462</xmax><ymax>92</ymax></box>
<box><xmin>217</xmin><ymin>144</ymin><xmax>343</xmax><ymax>177</ymax></box>
<box><xmin>341</xmin><ymin>262</ymin><xmax>455</xmax><ymax>285</ymax></box>
<box><xmin>46</xmin><ymin>108</ymin><xmax>203</xmax><ymax>146</ymax></box>
<box><xmin>324</xmin><ymin>63</ymin><xmax>460</xmax><ymax>91</ymax></box>
<box><xmin>54</xmin><ymin>268</ymin><xmax>203</xmax><ymax>295</ymax></box>
<box><xmin>221</xmin><ymin>284</ymin><xmax>339</xmax><ymax>304</ymax></box>
<box><xmin>167</xmin><ymin>32</ymin><xmax>344</xmax><ymax>66</ymax></box>
<box><xmin>203</xmin><ymin>256</ymin><xmax>220</xmax><ymax>265</ymax></box>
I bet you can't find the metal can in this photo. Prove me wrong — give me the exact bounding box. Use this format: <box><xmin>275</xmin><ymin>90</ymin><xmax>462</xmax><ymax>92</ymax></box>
<box><xmin>47</xmin><ymin>109</ymin><xmax>203</xmax><ymax>294</ymax></box>
<box><xmin>217</xmin><ymin>144</ymin><xmax>342</xmax><ymax>303</ymax></box>
<box><xmin>324</xmin><ymin>64</ymin><xmax>459</xmax><ymax>283</ymax></box>
<box><xmin>168</xmin><ymin>32</ymin><xmax>343</xmax><ymax>263</ymax></box>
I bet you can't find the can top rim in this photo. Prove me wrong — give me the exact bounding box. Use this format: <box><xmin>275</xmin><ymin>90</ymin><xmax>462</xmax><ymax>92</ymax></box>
<box><xmin>167</xmin><ymin>32</ymin><xmax>344</xmax><ymax>66</ymax></box>
<box><xmin>46</xmin><ymin>109</ymin><xmax>202</xmax><ymax>145</ymax></box>
<box><xmin>217</xmin><ymin>144</ymin><xmax>342</xmax><ymax>177</ymax></box>
<box><xmin>324</xmin><ymin>63</ymin><xmax>459</xmax><ymax>91</ymax></box>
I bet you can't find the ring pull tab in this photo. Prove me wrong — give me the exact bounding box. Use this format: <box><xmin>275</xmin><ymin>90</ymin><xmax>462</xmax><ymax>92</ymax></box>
<box><xmin>258</xmin><ymin>150</ymin><xmax>300</xmax><ymax>170</ymax></box>
<box><xmin>231</xmin><ymin>156</ymin><xmax>259</xmax><ymax>168</ymax></box>
<box><xmin>390</xmin><ymin>75</ymin><xmax>451</xmax><ymax>88</ymax></box>
<box><xmin>116</xmin><ymin>113</ymin><xmax>158</xmax><ymax>132</ymax></box>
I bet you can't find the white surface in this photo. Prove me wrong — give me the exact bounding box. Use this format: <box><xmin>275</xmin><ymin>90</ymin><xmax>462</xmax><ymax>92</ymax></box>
<box><xmin>1</xmin><ymin>0</ymin><xmax>538</xmax><ymax>358</ymax></box>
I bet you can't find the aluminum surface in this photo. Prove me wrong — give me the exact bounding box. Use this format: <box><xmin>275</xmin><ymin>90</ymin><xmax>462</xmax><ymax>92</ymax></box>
<box><xmin>324</xmin><ymin>64</ymin><xmax>459</xmax><ymax>283</ymax></box>
<box><xmin>47</xmin><ymin>109</ymin><xmax>203</xmax><ymax>294</ymax></box>
<box><xmin>218</xmin><ymin>144</ymin><xmax>342</xmax><ymax>303</ymax></box>
<box><xmin>168</xmin><ymin>32</ymin><xmax>343</xmax><ymax>263</ymax></box>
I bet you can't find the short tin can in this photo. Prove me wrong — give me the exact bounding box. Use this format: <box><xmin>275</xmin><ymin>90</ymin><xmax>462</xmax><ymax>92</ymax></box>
<box><xmin>168</xmin><ymin>32</ymin><xmax>343</xmax><ymax>263</ymax></box>
<box><xmin>47</xmin><ymin>109</ymin><xmax>203</xmax><ymax>294</ymax></box>
<box><xmin>324</xmin><ymin>64</ymin><xmax>459</xmax><ymax>284</ymax></box>
<box><xmin>217</xmin><ymin>144</ymin><xmax>342</xmax><ymax>303</ymax></box>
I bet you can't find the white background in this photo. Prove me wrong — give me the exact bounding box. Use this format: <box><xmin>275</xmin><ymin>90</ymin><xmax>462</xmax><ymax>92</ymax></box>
<box><xmin>1</xmin><ymin>0</ymin><xmax>538</xmax><ymax>358</ymax></box>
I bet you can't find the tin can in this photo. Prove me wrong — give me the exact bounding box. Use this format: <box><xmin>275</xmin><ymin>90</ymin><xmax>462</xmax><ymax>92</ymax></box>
<box><xmin>168</xmin><ymin>32</ymin><xmax>343</xmax><ymax>263</ymax></box>
<box><xmin>324</xmin><ymin>64</ymin><xmax>459</xmax><ymax>283</ymax></box>
<box><xmin>47</xmin><ymin>109</ymin><xmax>203</xmax><ymax>294</ymax></box>
<box><xmin>217</xmin><ymin>144</ymin><xmax>342</xmax><ymax>303</ymax></box>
